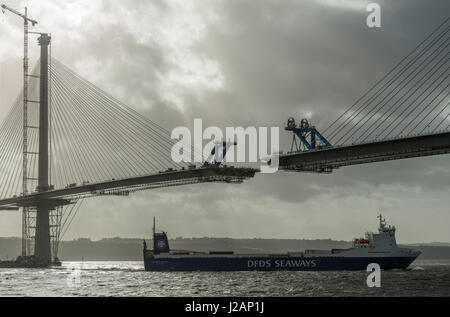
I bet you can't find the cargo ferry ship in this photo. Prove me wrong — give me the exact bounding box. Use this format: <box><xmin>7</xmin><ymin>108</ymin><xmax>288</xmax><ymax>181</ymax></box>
<box><xmin>143</xmin><ymin>215</ymin><xmax>421</xmax><ymax>271</ymax></box>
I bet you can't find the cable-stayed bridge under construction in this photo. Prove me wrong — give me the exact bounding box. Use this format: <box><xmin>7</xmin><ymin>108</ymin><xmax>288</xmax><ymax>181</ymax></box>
<box><xmin>0</xmin><ymin>9</ymin><xmax>448</xmax><ymax>266</ymax></box>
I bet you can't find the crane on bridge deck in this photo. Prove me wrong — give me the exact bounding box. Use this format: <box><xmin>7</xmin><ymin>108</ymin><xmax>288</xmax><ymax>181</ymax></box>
<box><xmin>285</xmin><ymin>117</ymin><xmax>333</xmax><ymax>153</ymax></box>
<box><xmin>203</xmin><ymin>141</ymin><xmax>238</xmax><ymax>167</ymax></box>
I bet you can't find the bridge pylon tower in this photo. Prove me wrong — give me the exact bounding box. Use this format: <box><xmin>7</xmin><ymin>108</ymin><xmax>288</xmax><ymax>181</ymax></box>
<box><xmin>33</xmin><ymin>33</ymin><xmax>53</xmax><ymax>265</ymax></box>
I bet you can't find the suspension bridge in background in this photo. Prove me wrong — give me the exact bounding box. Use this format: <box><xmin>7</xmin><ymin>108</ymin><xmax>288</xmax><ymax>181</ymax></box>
<box><xmin>0</xmin><ymin>6</ymin><xmax>448</xmax><ymax>267</ymax></box>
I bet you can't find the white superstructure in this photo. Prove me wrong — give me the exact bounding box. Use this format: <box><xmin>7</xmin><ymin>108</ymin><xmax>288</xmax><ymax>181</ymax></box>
<box><xmin>301</xmin><ymin>214</ymin><xmax>421</xmax><ymax>258</ymax></box>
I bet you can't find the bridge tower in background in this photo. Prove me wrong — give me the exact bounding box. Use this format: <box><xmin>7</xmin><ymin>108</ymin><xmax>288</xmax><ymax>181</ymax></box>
<box><xmin>34</xmin><ymin>33</ymin><xmax>52</xmax><ymax>265</ymax></box>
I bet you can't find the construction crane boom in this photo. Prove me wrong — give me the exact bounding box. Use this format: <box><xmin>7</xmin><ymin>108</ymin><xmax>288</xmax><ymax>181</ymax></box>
<box><xmin>1</xmin><ymin>4</ymin><xmax>37</xmax><ymax>25</ymax></box>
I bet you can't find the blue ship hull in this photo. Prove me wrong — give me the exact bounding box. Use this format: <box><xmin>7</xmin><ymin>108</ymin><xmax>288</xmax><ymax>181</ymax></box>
<box><xmin>143</xmin><ymin>254</ymin><xmax>418</xmax><ymax>271</ymax></box>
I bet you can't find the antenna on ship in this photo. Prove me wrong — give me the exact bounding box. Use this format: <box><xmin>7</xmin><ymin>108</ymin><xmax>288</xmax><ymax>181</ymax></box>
<box><xmin>378</xmin><ymin>213</ymin><xmax>386</xmax><ymax>229</ymax></box>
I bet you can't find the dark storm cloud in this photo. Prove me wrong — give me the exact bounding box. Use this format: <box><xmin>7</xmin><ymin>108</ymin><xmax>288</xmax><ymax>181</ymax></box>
<box><xmin>159</xmin><ymin>0</ymin><xmax>450</xmax><ymax>193</ymax></box>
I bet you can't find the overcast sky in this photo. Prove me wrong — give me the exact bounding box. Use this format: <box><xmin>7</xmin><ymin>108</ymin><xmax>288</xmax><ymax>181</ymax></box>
<box><xmin>0</xmin><ymin>0</ymin><xmax>449</xmax><ymax>243</ymax></box>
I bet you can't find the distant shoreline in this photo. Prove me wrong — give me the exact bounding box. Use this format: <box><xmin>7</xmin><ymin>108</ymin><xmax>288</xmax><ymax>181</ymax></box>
<box><xmin>2</xmin><ymin>237</ymin><xmax>450</xmax><ymax>261</ymax></box>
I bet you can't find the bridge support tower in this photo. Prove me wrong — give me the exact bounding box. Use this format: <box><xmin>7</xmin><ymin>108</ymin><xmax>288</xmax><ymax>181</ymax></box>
<box><xmin>34</xmin><ymin>33</ymin><xmax>51</xmax><ymax>265</ymax></box>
